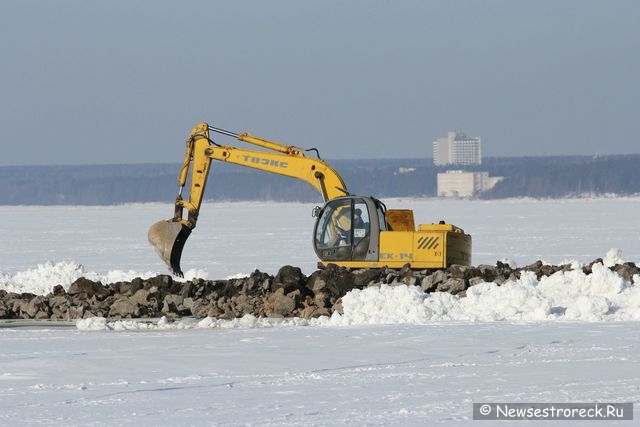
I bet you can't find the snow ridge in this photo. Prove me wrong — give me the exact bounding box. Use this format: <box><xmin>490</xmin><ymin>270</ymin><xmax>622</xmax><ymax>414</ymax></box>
<box><xmin>335</xmin><ymin>262</ymin><xmax>640</xmax><ymax>324</ymax></box>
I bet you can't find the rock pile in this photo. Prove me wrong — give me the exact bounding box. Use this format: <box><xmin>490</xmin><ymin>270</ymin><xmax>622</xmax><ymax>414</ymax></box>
<box><xmin>1</xmin><ymin>260</ymin><xmax>638</xmax><ymax>321</ymax></box>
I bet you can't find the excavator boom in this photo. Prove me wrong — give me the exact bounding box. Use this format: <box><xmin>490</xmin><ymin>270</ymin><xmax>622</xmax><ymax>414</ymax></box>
<box><xmin>148</xmin><ymin>123</ymin><xmax>348</xmax><ymax>276</ymax></box>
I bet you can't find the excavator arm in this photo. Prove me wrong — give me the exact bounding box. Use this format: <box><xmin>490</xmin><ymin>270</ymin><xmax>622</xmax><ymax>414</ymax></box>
<box><xmin>148</xmin><ymin>123</ymin><xmax>349</xmax><ymax>276</ymax></box>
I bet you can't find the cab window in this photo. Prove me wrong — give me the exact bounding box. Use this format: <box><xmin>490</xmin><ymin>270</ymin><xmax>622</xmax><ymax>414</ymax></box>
<box><xmin>314</xmin><ymin>198</ymin><xmax>371</xmax><ymax>261</ymax></box>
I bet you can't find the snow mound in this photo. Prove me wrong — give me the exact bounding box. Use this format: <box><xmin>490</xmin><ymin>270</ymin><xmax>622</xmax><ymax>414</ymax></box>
<box><xmin>77</xmin><ymin>314</ymin><xmax>313</xmax><ymax>331</ymax></box>
<box><xmin>0</xmin><ymin>261</ymin><xmax>86</xmax><ymax>295</ymax></box>
<box><xmin>0</xmin><ymin>261</ymin><xmax>162</xmax><ymax>295</ymax></box>
<box><xmin>331</xmin><ymin>262</ymin><xmax>640</xmax><ymax>324</ymax></box>
<box><xmin>603</xmin><ymin>248</ymin><xmax>625</xmax><ymax>267</ymax></box>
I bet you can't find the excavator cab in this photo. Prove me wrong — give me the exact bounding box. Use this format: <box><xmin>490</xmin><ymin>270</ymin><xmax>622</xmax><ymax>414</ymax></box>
<box><xmin>313</xmin><ymin>196</ymin><xmax>384</xmax><ymax>263</ymax></box>
<box><xmin>314</xmin><ymin>195</ymin><xmax>473</xmax><ymax>269</ymax></box>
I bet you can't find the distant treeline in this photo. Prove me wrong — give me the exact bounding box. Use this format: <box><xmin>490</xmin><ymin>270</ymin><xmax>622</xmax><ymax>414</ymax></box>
<box><xmin>478</xmin><ymin>155</ymin><xmax>640</xmax><ymax>198</ymax></box>
<box><xmin>2</xmin><ymin>155</ymin><xmax>639</xmax><ymax>205</ymax></box>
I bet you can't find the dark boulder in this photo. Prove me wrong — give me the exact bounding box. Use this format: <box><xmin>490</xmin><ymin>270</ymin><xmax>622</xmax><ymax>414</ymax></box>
<box><xmin>273</xmin><ymin>265</ymin><xmax>307</xmax><ymax>294</ymax></box>
<box><xmin>67</xmin><ymin>277</ymin><xmax>110</xmax><ymax>300</ymax></box>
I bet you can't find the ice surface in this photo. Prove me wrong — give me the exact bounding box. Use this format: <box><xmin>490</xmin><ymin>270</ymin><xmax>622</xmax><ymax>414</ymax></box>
<box><xmin>1</xmin><ymin>322</ymin><xmax>638</xmax><ymax>426</ymax></box>
<box><xmin>1</xmin><ymin>198</ymin><xmax>640</xmax><ymax>425</ymax></box>
<box><xmin>3</xmin><ymin>197</ymin><xmax>640</xmax><ymax>281</ymax></box>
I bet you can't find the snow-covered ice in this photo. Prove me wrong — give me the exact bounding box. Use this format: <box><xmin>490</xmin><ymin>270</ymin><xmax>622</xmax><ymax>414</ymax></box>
<box><xmin>1</xmin><ymin>322</ymin><xmax>638</xmax><ymax>426</ymax></box>
<box><xmin>1</xmin><ymin>198</ymin><xmax>640</xmax><ymax>425</ymax></box>
<box><xmin>2</xmin><ymin>197</ymin><xmax>640</xmax><ymax>285</ymax></box>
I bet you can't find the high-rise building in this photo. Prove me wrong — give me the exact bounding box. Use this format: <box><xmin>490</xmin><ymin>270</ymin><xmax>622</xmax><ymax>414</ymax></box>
<box><xmin>433</xmin><ymin>132</ymin><xmax>482</xmax><ymax>166</ymax></box>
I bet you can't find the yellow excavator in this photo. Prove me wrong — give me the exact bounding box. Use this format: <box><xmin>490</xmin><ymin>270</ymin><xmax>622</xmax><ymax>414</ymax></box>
<box><xmin>148</xmin><ymin>123</ymin><xmax>472</xmax><ymax>277</ymax></box>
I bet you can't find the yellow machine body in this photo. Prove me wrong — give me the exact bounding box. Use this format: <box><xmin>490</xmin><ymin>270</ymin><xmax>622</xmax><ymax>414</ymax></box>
<box><xmin>313</xmin><ymin>200</ymin><xmax>471</xmax><ymax>270</ymax></box>
<box><xmin>378</xmin><ymin>224</ymin><xmax>472</xmax><ymax>269</ymax></box>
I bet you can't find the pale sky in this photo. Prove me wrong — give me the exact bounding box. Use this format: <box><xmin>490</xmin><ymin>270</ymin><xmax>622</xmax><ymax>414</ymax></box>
<box><xmin>1</xmin><ymin>0</ymin><xmax>638</xmax><ymax>165</ymax></box>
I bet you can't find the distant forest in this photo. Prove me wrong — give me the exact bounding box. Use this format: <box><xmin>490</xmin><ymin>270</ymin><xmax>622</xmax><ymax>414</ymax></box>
<box><xmin>2</xmin><ymin>155</ymin><xmax>640</xmax><ymax>205</ymax></box>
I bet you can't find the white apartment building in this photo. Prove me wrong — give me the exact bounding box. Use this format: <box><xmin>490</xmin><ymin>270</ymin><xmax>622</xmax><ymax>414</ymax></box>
<box><xmin>437</xmin><ymin>170</ymin><xmax>503</xmax><ymax>198</ymax></box>
<box><xmin>433</xmin><ymin>132</ymin><xmax>482</xmax><ymax>166</ymax></box>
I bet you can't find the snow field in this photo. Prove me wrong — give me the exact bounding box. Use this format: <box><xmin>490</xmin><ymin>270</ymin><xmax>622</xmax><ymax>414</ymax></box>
<box><xmin>2</xmin><ymin>199</ymin><xmax>640</xmax><ymax>425</ymax></box>
<box><xmin>1</xmin><ymin>322</ymin><xmax>638</xmax><ymax>426</ymax></box>
<box><xmin>2</xmin><ymin>197</ymin><xmax>640</xmax><ymax>279</ymax></box>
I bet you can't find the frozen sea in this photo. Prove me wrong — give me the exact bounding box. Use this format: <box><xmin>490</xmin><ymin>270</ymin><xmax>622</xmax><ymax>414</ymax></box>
<box><xmin>1</xmin><ymin>198</ymin><xmax>640</xmax><ymax>426</ymax></box>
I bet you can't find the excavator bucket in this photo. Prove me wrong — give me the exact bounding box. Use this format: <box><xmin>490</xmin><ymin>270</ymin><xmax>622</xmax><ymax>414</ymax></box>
<box><xmin>147</xmin><ymin>220</ymin><xmax>192</xmax><ymax>277</ymax></box>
